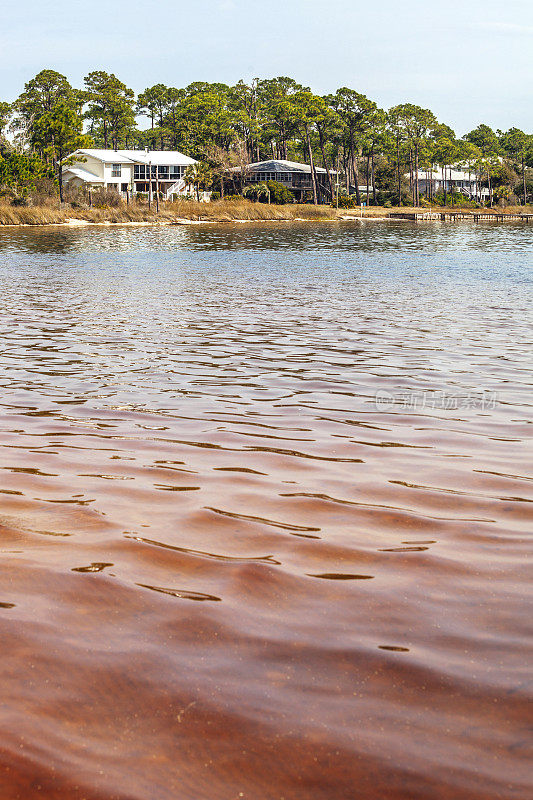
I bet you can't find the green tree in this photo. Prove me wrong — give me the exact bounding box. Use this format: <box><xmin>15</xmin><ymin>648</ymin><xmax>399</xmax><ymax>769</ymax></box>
<box><xmin>292</xmin><ymin>91</ymin><xmax>328</xmax><ymax>204</ymax></box>
<box><xmin>183</xmin><ymin>160</ymin><xmax>212</xmax><ymax>201</ymax></box>
<box><xmin>386</xmin><ymin>106</ymin><xmax>408</xmax><ymax>204</ymax></box>
<box><xmin>228</xmin><ymin>79</ymin><xmax>261</xmax><ymax>162</ymax></box>
<box><xmin>41</xmin><ymin>101</ymin><xmax>91</xmax><ymax>201</ymax></box>
<box><xmin>176</xmin><ymin>83</ymin><xmax>238</xmax><ymax>157</ymax></box>
<box><xmin>12</xmin><ymin>70</ymin><xmax>75</xmax><ymax>152</ymax></box>
<box><xmin>0</xmin><ymin>102</ymin><xmax>11</xmax><ymax>156</ymax></box>
<box><xmin>455</xmin><ymin>140</ymin><xmax>483</xmax><ymax>201</ymax></box>
<box><xmin>499</xmin><ymin>128</ymin><xmax>533</xmax><ymax>204</ymax></box>
<box><xmin>12</xmin><ymin>70</ymin><xmax>90</xmax><ymax>201</ymax></box>
<box><xmin>257</xmin><ymin>77</ymin><xmax>304</xmax><ymax>160</ymax></box>
<box><xmin>309</xmin><ymin>95</ymin><xmax>340</xmax><ymax>202</ymax></box>
<box><xmin>330</xmin><ymin>89</ymin><xmax>378</xmax><ymax>204</ymax></box>
<box><xmin>84</xmin><ymin>71</ymin><xmax>136</xmax><ymax>148</ymax></box>
<box><xmin>0</xmin><ymin>102</ymin><xmax>10</xmax><ymax>137</ymax></box>
<box><xmin>433</xmin><ymin>137</ymin><xmax>460</xmax><ymax>206</ymax></box>
<box><xmin>389</xmin><ymin>104</ymin><xmax>438</xmax><ymax>205</ymax></box>
<box><xmin>0</xmin><ymin>152</ymin><xmax>53</xmax><ymax>199</ymax></box>
<box><xmin>464</xmin><ymin>124</ymin><xmax>500</xmax><ymax>156</ymax></box>
<box><xmin>137</xmin><ymin>84</ymin><xmax>173</xmax><ymax>149</ymax></box>
<box><xmin>243</xmin><ymin>180</ymin><xmax>271</xmax><ymax>203</ymax></box>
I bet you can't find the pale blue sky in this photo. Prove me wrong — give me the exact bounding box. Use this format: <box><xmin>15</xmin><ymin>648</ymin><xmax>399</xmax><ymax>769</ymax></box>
<box><xmin>2</xmin><ymin>0</ymin><xmax>532</xmax><ymax>134</ymax></box>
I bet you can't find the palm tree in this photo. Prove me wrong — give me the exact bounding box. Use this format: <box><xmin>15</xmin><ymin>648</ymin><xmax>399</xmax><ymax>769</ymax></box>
<box><xmin>243</xmin><ymin>181</ymin><xmax>270</xmax><ymax>203</ymax></box>
<box><xmin>184</xmin><ymin>161</ymin><xmax>212</xmax><ymax>201</ymax></box>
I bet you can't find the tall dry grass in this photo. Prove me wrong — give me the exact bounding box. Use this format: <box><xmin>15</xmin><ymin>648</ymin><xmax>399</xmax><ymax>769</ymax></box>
<box><xmin>1</xmin><ymin>199</ymin><xmax>531</xmax><ymax>226</ymax></box>
<box><xmin>164</xmin><ymin>199</ymin><xmax>336</xmax><ymax>221</ymax></box>
<box><xmin>0</xmin><ymin>198</ymin><xmax>337</xmax><ymax>225</ymax></box>
<box><xmin>0</xmin><ymin>204</ymin><xmax>68</xmax><ymax>225</ymax></box>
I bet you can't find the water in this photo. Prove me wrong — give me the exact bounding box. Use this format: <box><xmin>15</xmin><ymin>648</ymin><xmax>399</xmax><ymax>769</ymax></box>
<box><xmin>0</xmin><ymin>221</ymin><xmax>531</xmax><ymax>800</ymax></box>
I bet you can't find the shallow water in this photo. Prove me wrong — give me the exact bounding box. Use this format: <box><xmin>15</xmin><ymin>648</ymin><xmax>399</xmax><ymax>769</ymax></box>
<box><xmin>0</xmin><ymin>221</ymin><xmax>531</xmax><ymax>799</ymax></box>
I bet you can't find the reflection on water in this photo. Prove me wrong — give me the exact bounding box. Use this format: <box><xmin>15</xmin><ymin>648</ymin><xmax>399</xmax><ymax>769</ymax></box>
<box><xmin>0</xmin><ymin>222</ymin><xmax>531</xmax><ymax>800</ymax></box>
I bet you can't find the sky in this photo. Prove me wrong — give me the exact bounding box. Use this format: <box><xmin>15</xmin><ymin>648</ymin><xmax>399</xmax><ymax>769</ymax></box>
<box><xmin>2</xmin><ymin>0</ymin><xmax>532</xmax><ymax>135</ymax></box>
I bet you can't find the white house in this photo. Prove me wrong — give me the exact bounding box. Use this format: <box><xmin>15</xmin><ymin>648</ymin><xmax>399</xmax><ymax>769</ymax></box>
<box><xmin>62</xmin><ymin>149</ymin><xmax>197</xmax><ymax>200</ymax></box>
<box><xmin>410</xmin><ymin>167</ymin><xmax>490</xmax><ymax>201</ymax></box>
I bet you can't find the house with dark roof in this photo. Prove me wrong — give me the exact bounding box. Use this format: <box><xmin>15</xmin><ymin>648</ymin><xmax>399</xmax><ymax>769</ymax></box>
<box><xmin>237</xmin><ymin>159</ymin><xmax>334</xmax><ymax>202</ymax></box>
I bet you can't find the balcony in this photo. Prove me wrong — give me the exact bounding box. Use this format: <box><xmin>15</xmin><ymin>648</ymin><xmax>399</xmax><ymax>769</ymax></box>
<box><xmin>133</xmin><ymin>167</ymin><xmax>183</xmax><ymax>181</ymax></box>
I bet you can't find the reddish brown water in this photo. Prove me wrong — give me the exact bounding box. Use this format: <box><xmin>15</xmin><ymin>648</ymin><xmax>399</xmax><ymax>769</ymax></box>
<box><xmin>0</xmin><ymin>223</ymin><xmax>531</xmax><ymax>799</ymax></box>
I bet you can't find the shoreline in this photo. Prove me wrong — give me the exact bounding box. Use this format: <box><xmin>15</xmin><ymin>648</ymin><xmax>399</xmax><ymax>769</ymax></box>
<box><xmin>0</xmin><ymin>204</ymin><xmax>531</xmax><ymax>228</ymax></box>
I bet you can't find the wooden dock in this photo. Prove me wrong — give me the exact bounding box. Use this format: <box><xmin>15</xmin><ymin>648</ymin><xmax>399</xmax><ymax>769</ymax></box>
<box><xmin>388</xmin><ymin>212</ymin><xmax>533</xmax><ymax>222</ymax></box>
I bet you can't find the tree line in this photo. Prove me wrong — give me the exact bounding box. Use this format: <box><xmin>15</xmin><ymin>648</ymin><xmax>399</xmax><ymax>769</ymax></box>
<box><xmin>1</xmin><ymin>69</ymin><xmax>532</xmax><ymax>205</ymax></box>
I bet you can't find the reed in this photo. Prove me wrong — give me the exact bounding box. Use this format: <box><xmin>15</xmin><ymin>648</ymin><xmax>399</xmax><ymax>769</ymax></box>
<box><xmin>0</xmin><ymin>199</ymin><xmax>337</xmax><ymax>225</ymax></box>
<box><xmin>0</xmin><ymin>204</ymin><xmax>68</xmax><ymax>225</ymax></box>
<box><xmin>1</xmin><ymin>200</ymin><xmax>531</xmax><ymax>227</ymax></box>
<box><xmin>164</xmin><ymin>199</ymin><xmax>336</xmax><ymax>221</ymax></box>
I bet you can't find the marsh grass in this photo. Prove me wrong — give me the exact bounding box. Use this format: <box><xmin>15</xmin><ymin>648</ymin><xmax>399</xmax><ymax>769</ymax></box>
<box><xmin>1</xmin><ymin>199</ymin><xmax>531</xmax><ymax>226</ymax></box>
<box><xmin>164</xmin><ymin>199</ymin><xmax>336</xmax><ymax>221</ymax></box>
<box><xmin>0</xmin><ymin>198</ymin><xmax>336</xmax><ymax>225</ymax></box>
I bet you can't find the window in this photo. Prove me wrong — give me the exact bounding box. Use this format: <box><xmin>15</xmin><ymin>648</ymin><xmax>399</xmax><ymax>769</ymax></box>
<box><xmin>111</xmin><ymin>164</ymin><xmax>121</xmax><ymax>177</ymax></box>
<box><xmin>170</xmin><ymin>166</ymin><xmax>182</xmax><ymax>179</ymax></box>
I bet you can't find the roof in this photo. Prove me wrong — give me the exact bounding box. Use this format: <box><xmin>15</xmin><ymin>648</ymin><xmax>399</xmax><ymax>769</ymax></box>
<box><xmin>75</xmin><ymin>149</ymin><xmax>196</xmax><ymax>166</ymax></box>
<box><xmin>62</xmin><ymin>166</ymin><xmax>104</xmax><ymax>183</ymax></box>
<box><xmin>243</xmin><ymin>159</ymin><xmax>328</xmax><ymax>175</ymax></box>
<box><xmin>411</xmin><ymin>167</ymin><xmax>477</xmax><ymax>181</ymax></box>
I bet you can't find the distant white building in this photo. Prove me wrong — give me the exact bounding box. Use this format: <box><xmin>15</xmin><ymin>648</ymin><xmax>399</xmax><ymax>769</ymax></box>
<box><xmin>411</xmin><ymin>167</ymin><xmax>490</xmax><ymax>201</ymax></box>
<box><xmin>62</xmin><ymin>149</ymin><xmax>197</xmax><ymax>199</ymax></box>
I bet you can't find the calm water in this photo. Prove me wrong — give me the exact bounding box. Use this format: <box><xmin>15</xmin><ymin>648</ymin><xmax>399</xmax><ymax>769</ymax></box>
<box><xmin>0</xmin><ymin>221</ymin><xmax>531</xmax><ymax>800</ymax></box>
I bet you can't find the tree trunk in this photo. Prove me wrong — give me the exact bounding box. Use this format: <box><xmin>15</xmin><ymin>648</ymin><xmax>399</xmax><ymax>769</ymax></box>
<box><xmin>365</xmin><ymin>153</ymin><xmax>370</xmax><ymax>206</ymax></box>
<box><xmin>371</xmin><ymin>144</ymin><xmax>377</xmax><ymax>206</ymax></box>
<box><xmin>318</xmin><ymin>127</ymin><xmax>334</xmax><ymax>201</ymax></box>
<box><xmin>414</xmin><ymin>144</ymin><xmax>419</xmax><ymax>206</ymax></box>
<box><xmin>350</xmin><ymin>134</ymin><xmax>361</xmax><ymax>205</ymax></box>
<box><xmin>306</xmin><ymin>126</ymin><xmax>318</xmax><ymax>205</ymax></box>
<box><xmin>342</xmin><ymin>149</ymin><xmax>349</xmax><ymax>195</ymax></box>
<box><xmin>396</xmin><ymin>132</ymin><xmax>402</xmax><ymax>205</ymax></box>
<box><xmin>58</xmin><ymin>158</ymin><xmax>64</xmax><ymax>204</ymax></box>
<box><xmin>523</xmin><ymin>157</ymin><xmax>527</xmax><ymax>205</ymax></box>
<box><xmin>409</xmin><ymin>147</ymin><xmax>414</xmax><ymax>205</ymax></box>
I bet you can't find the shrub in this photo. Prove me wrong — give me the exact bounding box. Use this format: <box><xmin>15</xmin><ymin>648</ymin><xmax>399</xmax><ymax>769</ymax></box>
<box><xmin>432</xmin><ymin>191</ymin><xmax>476</xmax><ymax>207</ymax></box>
<box><xmin>210</xmin><ymin>191</ymin><xmax>221</xmax><ymax>201</ymax></box>
<box><xmin>63</xmin><ymin>184</ymin><xmax>88</xmax><ymax>208</ymax></box>
<box><xmin>493</xmin><ymin>186</ymin><xmax>516</xmax><ymax>206</ymax></box>
<box><xmin>335</xmin><ymin>194</ymin><xmax>357</xmax><ymax>209</ymax></box>
<box><xmin>91</xmin><ymin>188</ymin><xmax>122</xmax><ymax>208</ymax></box>
<box><xmin>244</xmin><ymin>181</ymin><xmax>294</xmax><ymax>204</ymax></box>
<box><xmin>266</xmin><ymin>180</ymin><xmax>295</xmax><ymax>204</ymax></box>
